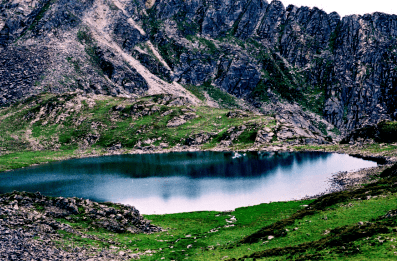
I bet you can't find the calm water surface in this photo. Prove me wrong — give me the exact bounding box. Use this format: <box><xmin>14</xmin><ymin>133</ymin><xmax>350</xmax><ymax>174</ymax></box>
<box><xmin>0</xmin><ymin>152</ymin><xmax>377</xmax><ymax>214</ymax></box>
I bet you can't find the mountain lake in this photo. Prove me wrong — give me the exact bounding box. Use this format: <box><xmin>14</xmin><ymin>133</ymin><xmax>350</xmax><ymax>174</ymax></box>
<box><xmin>0</xmin><ymin>151</ymin><xmax>378</xmax><ymax>214</ymax></box>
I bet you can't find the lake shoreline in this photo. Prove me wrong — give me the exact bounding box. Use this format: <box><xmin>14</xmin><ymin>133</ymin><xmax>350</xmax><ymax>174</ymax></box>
<box><xmin>1</xmin><ymin>145</ymin><xmax>388</xmax><ymax>210</ymax></box>
<box><xmin>303</xmin><ymin>164</ymin><xmax>391</xmax><ymax>200</ymax></box>
<box><xmin>1</xmin><ymin>158</ymin><xmax>396</xmax><ymax>260</ymax></box>
<box><xmin>69</xmin><ymin>142</ymin><xmax>397</xmax><ymax>166</ymax></box>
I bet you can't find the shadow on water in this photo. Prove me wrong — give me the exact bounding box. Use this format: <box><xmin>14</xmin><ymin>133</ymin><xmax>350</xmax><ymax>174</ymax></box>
<box><xmin>3</xmin><ymin>151</ymin><xmax>332</xmax><ymax>180</ymax></box>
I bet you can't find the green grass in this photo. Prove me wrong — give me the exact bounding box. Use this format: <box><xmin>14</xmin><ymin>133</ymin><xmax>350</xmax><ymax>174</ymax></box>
<box><xmin>293</xmin><ymin>143</ymin><xmax>397</xmax><ymax>159</ymax></box>
<box><xmin>183</xmin><ymin>85</ymin><xmax>206</xmax><ymax>101</ymax></box>
<box><xmin>77</xmin><ymin>27</ymin><xmax>94</xmax><ymax>45</ymax></box>
<box><xmin>250</xmin><ymin>79</ymin><xmax>270</xmax><ymax>103</ymax></box>
<box><xmin>27</xmin><ymin>0</ymin><xmax>58</xmax><ymax>32</ymax></box>
<box><xmin>0</xmin><ymin>93</ymin><xmax>274</xmax><ymax>172</ymax></box>
<box><xmin>236</xmin><ymin>128</ymin><xmax>258</xmax><ymax>144</ymax></box>
<box><xmin>246</xmin><ymin>195</ymin><xmax>396</xmax><ymax>249</ymax></box>
<box><xmin>0</xmin><ymin>150</ymin><xmax>76</xmax><ymax>172</ymax></box>
<box><xmin>49</xmin><ymin>199</ymin><xmax>311</xmax><ymax>261</ymax></box>
<box><xmin>364</xmin><ymin>144</ymin><xmax>397</xmax><ymax>154</ymax></box>
<box><xmin>225</xmin><ymin>164</ymin><xmax>397</xmax><ymax>260</ymax></box>
<box><xmin>186</xmin><ymin>36</ymin><xmax>219</xmax><ymax>55</ymax></box>
<box><xmin>200</xmin><ymin>81</ymin><xmax>239</xmax><ymax>108</ymax></box>
<box><xmin>377</xmin><ymin>121</ymin><xmax>397</xmax><ymax>143</ymax></box>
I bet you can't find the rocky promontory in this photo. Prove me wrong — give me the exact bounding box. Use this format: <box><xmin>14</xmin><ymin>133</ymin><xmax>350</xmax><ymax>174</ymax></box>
<box><xmin>0</xmin><ymin>191</ymin><xmax>161</xmax><ymax>260</ymax></box>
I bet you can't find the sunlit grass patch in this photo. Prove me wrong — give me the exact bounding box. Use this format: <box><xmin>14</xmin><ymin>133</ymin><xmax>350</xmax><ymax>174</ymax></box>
<box><xmin>0</xmin><ymin>150</ymin><xmax>76</xmax><ymax>172</ymax></box>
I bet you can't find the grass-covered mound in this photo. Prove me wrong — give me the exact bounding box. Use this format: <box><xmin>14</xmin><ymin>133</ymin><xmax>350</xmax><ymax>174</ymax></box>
<box><xmin>229</xmin><ymin>162</ymin><xmax>397</xmax><ymax>260</ymax></box>
<box><xmin>0</xmin><ymin>92</ymin><xmax>275</xmax><ymax>172</ymax></box>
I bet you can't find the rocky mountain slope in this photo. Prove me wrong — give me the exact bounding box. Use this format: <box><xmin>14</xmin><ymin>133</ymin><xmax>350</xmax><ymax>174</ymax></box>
<box><xmin>1</xmin><ymin>0</ymin><xmax>397</xmax><ymax>135</ymax></box>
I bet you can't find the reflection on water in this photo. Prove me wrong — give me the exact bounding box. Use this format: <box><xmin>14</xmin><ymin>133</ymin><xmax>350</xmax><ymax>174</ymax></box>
<box><xmin>0</xmin><ymin>152</ymin><xmax>377</xmax><ymax>214</ymax></box>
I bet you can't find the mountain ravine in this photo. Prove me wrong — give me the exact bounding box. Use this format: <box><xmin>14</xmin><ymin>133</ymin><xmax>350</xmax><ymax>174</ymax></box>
<box><xmin>1</xmin><ymin>0</ymin><xmax>397</xmax><ymax>136</ymax></box>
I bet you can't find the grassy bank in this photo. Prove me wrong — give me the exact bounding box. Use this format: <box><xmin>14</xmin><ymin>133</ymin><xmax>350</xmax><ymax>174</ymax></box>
<box><xmin>53</xmin><ymin>200</ymin><xmax>310</xmax><ymax>260</ymax></box>
<box><xmin>293</xmin><ymin>143</ymin><xmax>397</xmax><ymax>163</ymax></box>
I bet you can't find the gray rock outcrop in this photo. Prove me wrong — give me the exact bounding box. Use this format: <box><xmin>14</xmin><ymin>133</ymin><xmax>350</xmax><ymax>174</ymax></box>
<box><xmin>1</xmin><ymin>0</ymin><xmax>397</xmax><ymax>135</ymax></box>
<box><xmin>0</xmin><ymin>191</ymin><xmax>160</xmax><ymax>260</ymax></box>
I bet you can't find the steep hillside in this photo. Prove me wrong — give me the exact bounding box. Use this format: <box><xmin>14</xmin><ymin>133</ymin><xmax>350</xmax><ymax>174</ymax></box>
<box><xmin>1</xmin><ymin>0</ymin><xmax>397</xmax><ymax>135</ymax></box>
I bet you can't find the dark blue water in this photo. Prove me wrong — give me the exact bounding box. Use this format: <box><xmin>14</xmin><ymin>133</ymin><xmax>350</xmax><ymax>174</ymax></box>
<box><xmin>0</xmin><ymin>151</ymin><xmax>377</xmax><ymax>214</ymax></box>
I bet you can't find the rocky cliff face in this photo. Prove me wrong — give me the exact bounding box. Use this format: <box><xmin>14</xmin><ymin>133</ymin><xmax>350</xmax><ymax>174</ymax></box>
<box><xmin>1</xmin><ymin>0</ymin><xmax>397</xmax><ymax>134</ymax></box>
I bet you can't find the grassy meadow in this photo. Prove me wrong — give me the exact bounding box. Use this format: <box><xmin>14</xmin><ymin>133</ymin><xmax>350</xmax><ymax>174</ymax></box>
<box><xmin>44</xmin><ymin>163</ymin><xmax>397</xmax><ymax>260</ymax></box>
